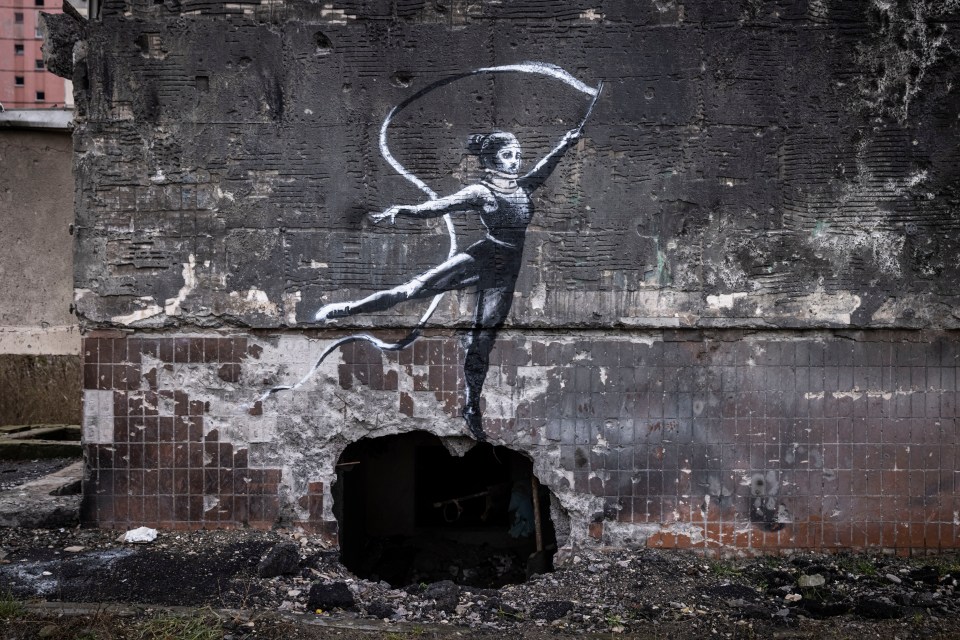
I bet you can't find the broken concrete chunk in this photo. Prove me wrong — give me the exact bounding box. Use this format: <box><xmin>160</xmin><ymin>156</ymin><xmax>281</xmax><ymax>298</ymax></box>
<box><xmin>423</xmin><ymin>580</ymin><xmax>459</xmax><ymax>613</ymax></box>
<box><xmin>798</xmin><ymin>573</ymin><xmax>826</xmax><ymax>588</ymax></box>
<box><xmin>120</xmin><ymin>527</ymin><xmax>157</xmax><ymax>543</ymax></box>
<box><xmin>63</xmin><ymin>545</ymin><xmax>85</xmax><ymax>553</ymax></box>
<box><xmin>307</xmin><ymin>581</ymin><xmax>355</xmax><ymax>611</ymax></box>
<box><xmin>257</xmin><ymin>542</ymin><xmax>300</xmax><ymax>578</ymax></box>
<box><xmin>38</xmin><ymin>12</ymin><xmax>85</xmax><ymax>79</ymax></box>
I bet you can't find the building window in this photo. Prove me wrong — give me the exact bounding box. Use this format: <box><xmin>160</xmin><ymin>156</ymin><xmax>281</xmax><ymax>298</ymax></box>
<box><xmin>36</xmin><ymin>91</ymin><xmax>45</xmax><ymax>101</ymax></box>
<box><xmin>35</xmin><ymin>59</ymin><xmax>44</xmax><ymax>69</ymax></box>
<box><xmin>14</xmin><ymin>12</ymin><xmax>24</xmax><ymax>22</ymax></box>
<box><xmin>15</xmin><ymin>44</ymin><xmax>24</xmax><ymax>55</ymax></box>
<box><xmin>36</xmin><ymin>25</ymin><xmax>43</xmax><ymax>38</ymax></box>
<box><xmin>35</xmin><ymin>0</ymin><xmax>44</xmax><ymax>5</ymax></box>
<box><xmin>15</xmin><ymin>76</ymin><xmax>25</xmax><ymax>87</ymax></box>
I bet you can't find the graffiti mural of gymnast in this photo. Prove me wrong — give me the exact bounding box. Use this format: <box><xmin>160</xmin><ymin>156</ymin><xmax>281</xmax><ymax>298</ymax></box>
<box><xmin>314</xmin><ymin>128</ymin><xmax>582</xmax><ymax>440</ymax></box>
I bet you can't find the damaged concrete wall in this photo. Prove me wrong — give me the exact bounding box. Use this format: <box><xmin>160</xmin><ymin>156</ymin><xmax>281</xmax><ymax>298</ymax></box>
<box><xmin>67</xmin><ymin>0</ymin><xmax>960</xmax><ymax>552</ymax></box>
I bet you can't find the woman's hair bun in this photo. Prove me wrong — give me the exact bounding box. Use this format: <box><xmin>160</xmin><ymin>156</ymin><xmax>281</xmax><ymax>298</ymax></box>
<box><xmin>467</xmin><ymin>134</ymin><xmax>486</xmax><ymax>156</ymax></box>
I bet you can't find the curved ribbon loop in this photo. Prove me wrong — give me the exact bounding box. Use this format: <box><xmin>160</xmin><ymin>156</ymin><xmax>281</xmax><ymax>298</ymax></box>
<box><xmin>257</xmin><ymin>62</ymin><xmax>601</xmax><ymax>404</ymax></box>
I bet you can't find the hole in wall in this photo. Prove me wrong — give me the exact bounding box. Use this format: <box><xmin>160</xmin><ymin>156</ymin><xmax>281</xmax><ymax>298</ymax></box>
<box><xmin>332</xmin><ymin>431</ymin><xmax>557</xmax><ymax>589</ymax></box>
<box><xmin>390</xmin><ymin>71</ymin><xmax>413</xmax><ymax>88</ymax></box>
<box><xmin>315</xmin><ymin>31</ymin><xmax>332</xmax><ymax>55</ymax></box>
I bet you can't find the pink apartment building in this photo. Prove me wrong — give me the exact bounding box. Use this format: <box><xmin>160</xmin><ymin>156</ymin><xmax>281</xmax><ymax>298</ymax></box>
<box><xmin>0</xmin><ymin>0</ymin><xmax>71</xmax><ymax>108</ymax></box>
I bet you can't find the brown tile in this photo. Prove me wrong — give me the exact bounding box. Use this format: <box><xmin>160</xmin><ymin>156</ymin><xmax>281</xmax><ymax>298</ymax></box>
<box><xmin>188</xmin><ymin>418</ymin><xmax>203</xmax><ymax>441</ymax></box>
<box><xmin>189</xmin><ymin>338</ymin><xmax>205</xmax><ymax>363</ymax></box>
<box><xmin>112</xmin><ymin>497</ymin><xmax>129</xmax><ymax>524</ymax></box>
<box><xmin>158</xmin><ymin>469</ymin><xmax>174</xmax><ymax>494</ymax></box>
<box><xmin>188</xmin><ymin>495</ymin><xmax>204</xmax><ymax>521</ymax></box>
<box><xmin>158</xmin><ymin>495</ymin><xmax>174</xmax><ymax>524</ymax></box>
<box><xmin>173</xmin><ymin>444</ymin><xmax>189</xmax><ymax>469</ymax></box>
<box><xmin>588</xmin><ymin>522</ymin><xmax>603</xmax><ymax>540</ymax></box>
<box><xmin>204</xmin><ymin>469</ymin><xmax>219</xmax><ymax>493</ymax></box>
<box><xmin>188</xmin><ymin>469</ymin><xmax>204</xmax><ymax>494</ymax></box>
<box><xmin>188</xmin><ymin>442</ymin><xmax>205</xmax><ymax>467</ymax></box>
<box><xmin>97</xmin><ymin>338</ymin><xmax>114</xmax><ymax>364</ymax></box>
<box><xmin>143</xmin><ymin>391</ymin><xmax>159</xmax><ymax>416</ymax></box>
<box><xmin>167</xmin><ymin>390</ymin><xmax>186</xmax><ymax>417</ymax></box>
<box><xmin>96</xmin><ymin>365</ymin><xmax>112</xmax><ymax>390</ymax></box>
<box><xmin>398</xmin><ymin>392</ymin><xmax>414</xmax><ymax>418</ymax></box>
<box><xmin>172</xmin><ymin>468</ymin><xmax>188</xmax><ymax>493</ymax></box>
<box><xmin>129</xmin><ymin>497</ymin><xmax>144</xmax><ymax>524</ymax></box>
<box><xmin>143</xmin><ymin>443</ymin><xmax>159</xmax><ymax>468</ymax></box>
<box><xmin>158</xmin><ymin>417</ymin><xmax>174</xmax><ymax>442</ymax></box>
<box><xmin>174</xmin><ymin>496</ymin><xmax>191</xmax><ymax>523</ymax></box>
<box><xmin>233</xmin><ymin>449</ymin><xmax>248</xmax><ymax>469</ymax></box>
<box><xmin>143</xmin><ymin>469</ymin><xmax>159</xmax><ymax>495</ymax></box>
<box><xmin>232</xmin><ymin>496</ymin><xmax>249</xmax><ymax>524</ymax></box>
<box><xmin>218</xmin><ymin>442</ymin><xmax>233</xmax><ymax>468</ymax></box>
<box><xmin>218</xmin><ymin>338</ymin><xmax>236</xmax><ymax>363</ymax></box>
<box><xmin>83</xmin><ymin>364</ymin><xmax>99</xmax><ymax>390</ymax></box>
<box><xmin>112</xmin><ymin>338</ymin><xmax>128</xmax><ymax>364</ymax></box>
<box><xmin>126</xmin><ymin>338</ymin><xmax>143</xmax><ymax>364</ymax></box>
<box><xmin>174</xmin><ymin>338</ymin><xmax>190</xmax><ymax>363</ymax></box>
<box><xmin>143</xmin><ymin>417</ymin><xmax>159</xmax><ymax>442</ymax></box>
<box><xmin>140</xmin><ymin>339</ymin><xmax>159</xmax><ymax>360</ymax></box>
<box><xmin>216</xmin><ymin>499</ymin><xmax>233</xmax><ymax>523</ymax></box>
<box><xmin>203</xmin><ymin>338</ymin><xmax>220</xmax><ymax>363</ymax></box>
<box><xmin>204</xmin><ymin>441</ymin><xmax>219</xmax><ymax>467</ymax></box>
<box><xmin>219</xmin><ymin>469</ymin><xmax>234</xmax><ymax>495</ymax></box>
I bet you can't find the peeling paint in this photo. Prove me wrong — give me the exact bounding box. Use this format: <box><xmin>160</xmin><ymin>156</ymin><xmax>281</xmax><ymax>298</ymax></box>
<box><xmin>164</xmin><ymin>254</ymin><xmax>197</xmax><ymax>317</ymax></box>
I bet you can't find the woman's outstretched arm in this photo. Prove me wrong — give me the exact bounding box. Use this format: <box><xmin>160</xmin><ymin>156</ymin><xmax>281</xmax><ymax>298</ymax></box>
<box><xmin>371</xmin><ymin>184</ymin><xmax>495</xmax><ymax>224</ymax></box>
<box><xmin>518</xmin><ymin>129</ymin><xmax>581</xmax><ymax>192</ymax></box>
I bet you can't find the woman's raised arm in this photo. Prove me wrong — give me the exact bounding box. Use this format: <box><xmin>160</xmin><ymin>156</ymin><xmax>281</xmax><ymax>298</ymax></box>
<box><xmin>371</xmin><ymin>184</ymin><xmax>495</xmax><ymax>224</ymax></box>
<box><xmin>518</xmin><ymin>129</ymin><xmax>581</xmax><ymax>192</ymax></box>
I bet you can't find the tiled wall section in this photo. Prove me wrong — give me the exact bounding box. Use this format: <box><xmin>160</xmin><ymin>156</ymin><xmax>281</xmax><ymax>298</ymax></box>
<box><xmin>83</xmin><ymin>330</ymin><xmax>960</xmax><ymax>553</ymax></box>
<box><xmin>81</xmin><ymin>332</ymin><xmax>334</xmax><ymax>538</ymax></box>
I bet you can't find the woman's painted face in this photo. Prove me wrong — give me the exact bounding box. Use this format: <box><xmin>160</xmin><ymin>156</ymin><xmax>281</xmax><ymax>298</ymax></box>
<box><xmin>491</xmin><ymin>143</ymin><xmax>522</xmax><ymax>175</ymax></box>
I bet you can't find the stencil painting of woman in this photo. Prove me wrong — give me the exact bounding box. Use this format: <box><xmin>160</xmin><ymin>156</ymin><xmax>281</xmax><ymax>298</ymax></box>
<box><xmin>315</xmin><ymin>128</ymin><xmax>582</xmax><ymax>440</ymax></box>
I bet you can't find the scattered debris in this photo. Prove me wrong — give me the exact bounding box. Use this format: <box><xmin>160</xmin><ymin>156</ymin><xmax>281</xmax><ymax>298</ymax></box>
<box><xmin>0</xmin><ymin>527</ymin><xmax>958</xmax><ymax>638</ymax></box>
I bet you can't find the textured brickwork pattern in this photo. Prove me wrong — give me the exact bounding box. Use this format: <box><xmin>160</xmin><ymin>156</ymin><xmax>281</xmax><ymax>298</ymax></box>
<box><xmin>84</xmin><ymin>330</ymin><xmax>958</xmax><ymax>553</ymax></box>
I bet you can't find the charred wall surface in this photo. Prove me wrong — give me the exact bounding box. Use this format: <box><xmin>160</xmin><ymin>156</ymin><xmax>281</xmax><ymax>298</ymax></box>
<box><xmin>67</xmin><ymin>0</ymin><xmax>960</xmax><ymax>552</ymax></box>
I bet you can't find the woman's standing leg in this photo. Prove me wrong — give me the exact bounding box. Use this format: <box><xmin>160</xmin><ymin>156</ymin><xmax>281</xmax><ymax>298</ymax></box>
<box><xmin>462</xmin><ymin>284</ymin><xmax>515</xmax><ymax>440</ymax></box>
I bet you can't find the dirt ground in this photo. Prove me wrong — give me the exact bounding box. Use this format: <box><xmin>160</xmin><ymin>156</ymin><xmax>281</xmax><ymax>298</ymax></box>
<box><xmin>1</xmin><ymin>526</ymin><xmax>960</xmax><ymax>639</ymax></box>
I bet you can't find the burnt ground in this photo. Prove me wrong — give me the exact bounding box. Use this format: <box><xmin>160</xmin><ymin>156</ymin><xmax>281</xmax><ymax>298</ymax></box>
<box><xmin>1</xmin><ymin>527</ymin><xmax>960</xmax><ymax>638</ymax></box>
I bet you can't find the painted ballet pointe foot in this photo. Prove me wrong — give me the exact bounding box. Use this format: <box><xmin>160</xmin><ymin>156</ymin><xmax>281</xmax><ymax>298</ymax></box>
<box><xmin>314</xmin><ymin>301</ymin><xmax>353</xmax><ymax>322</ymax></box>
<box><xmin>462</xmin><ymin>404</ymin><xmax>487</xmax><ymax>442</ymax></box>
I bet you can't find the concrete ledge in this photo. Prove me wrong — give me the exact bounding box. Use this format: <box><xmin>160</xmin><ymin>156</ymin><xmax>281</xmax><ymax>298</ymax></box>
<box><xmin>0</xmin><ymin>461</ymin><xmax>82</xmax><ymax>528</ymax></box>
<box><xmin>0</xmin><ymin>425</ymin><xmax>81</xmax><ymax>460</ymax></box>
<box><xmin>0</xmin><ymin>326</ymin><xmax>81</xmax><ymax>356</ymax></box>
<box><xmin>0</xmin><ymin>109</ymin><xmax>73</xmax><ymax>130</ymax></box>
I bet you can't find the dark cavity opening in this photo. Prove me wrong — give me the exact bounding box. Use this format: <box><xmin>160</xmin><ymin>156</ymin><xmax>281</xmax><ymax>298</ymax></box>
<box><xmin>333</xmin><ymin>431</ymin><xmax>556</xmax><ymax>589</ymax></box>
<box><xmin>314</xmin><ymin>31</ymin><xmax>332</xmax><ymax>55</ymax></box>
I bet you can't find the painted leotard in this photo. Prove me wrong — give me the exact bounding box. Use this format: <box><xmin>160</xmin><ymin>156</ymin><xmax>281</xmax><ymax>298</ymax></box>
<box><xmin>464</xmin><ymin>180</ymin><xmax>532</xmax><ymax>290</ymax></box>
